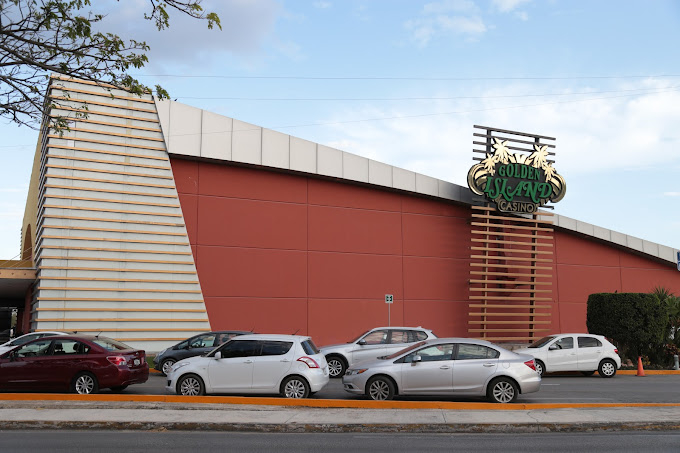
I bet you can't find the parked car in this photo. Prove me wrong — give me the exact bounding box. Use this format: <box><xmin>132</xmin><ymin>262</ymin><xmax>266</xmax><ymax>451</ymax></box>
<box><xmin>320</xmin><ymin>326</ymin><xmax>437</xmax><ymax>378</ymax></box>
<box><xmin>513</xmin><ymin>333</ymin><xmax>621</xmax><ymax>378</ymax></box>
<box><xmin>166</xmin><ymin>334</ymin><xmax>329</xmax><ymax>398</ymax></box>
<box><xmin>154</xmin><ymin>330</ymin><xmax>252</xmax><ymax>375</ymax></box>
<box><xmin>0</xmin><ymin>334</ymin><xmax>149</xmax><ymax>394</ymax></box>
<box><xmin>342</xmin><ymin>338</ymin><xmax>541</xmax><ymax>403</ymax></box>
<box><xmin>0</xmin><ymin>331</ymin><xmax>72</xmax><ymax>355</ymax></box>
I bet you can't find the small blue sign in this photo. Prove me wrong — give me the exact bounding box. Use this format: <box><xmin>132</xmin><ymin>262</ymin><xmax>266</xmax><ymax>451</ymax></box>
<box><xmin>677</xmin><ymin>251</ymin><xmax>680</xmax><ymax>271</ymax></box>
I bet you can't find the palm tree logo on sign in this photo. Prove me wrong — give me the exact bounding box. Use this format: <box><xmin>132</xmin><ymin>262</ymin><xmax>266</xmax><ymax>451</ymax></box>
<box><xmin>467</xmin><ymin>138</ymin><xmax>566</xmax><ymax>213</ymax></box>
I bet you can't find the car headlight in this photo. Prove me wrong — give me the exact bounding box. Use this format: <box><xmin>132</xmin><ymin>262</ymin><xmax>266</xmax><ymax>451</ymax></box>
<box><xmin>345</xmin><ymin>368</ymin><xmax>368</xmax><ymax>376</ymax></box>
<box><xmin>154</xmin><ymin>349</ymin><xmax>167</xmax><ymax>361</ymax></box>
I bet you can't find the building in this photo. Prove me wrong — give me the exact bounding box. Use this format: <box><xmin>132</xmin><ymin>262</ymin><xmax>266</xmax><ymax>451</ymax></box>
<box><xmin>3</xmin><ymin>76</ymin><xmax>679</xmax><ymax>352</ymax></box>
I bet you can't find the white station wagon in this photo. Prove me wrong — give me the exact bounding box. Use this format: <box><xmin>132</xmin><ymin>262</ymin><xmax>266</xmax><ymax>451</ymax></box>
<box><xmin>166</xmin><ymin>334</ymin><xmax>329</xmax><ymax>398</ymax></box>
<box><xmin>514</xmin><ymin>333</ymin><xmax>621</xmax><ymax>378</ymax></box>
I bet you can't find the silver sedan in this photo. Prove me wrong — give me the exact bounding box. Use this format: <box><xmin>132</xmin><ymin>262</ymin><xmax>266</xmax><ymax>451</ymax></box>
<box><xmin>342</xmin><ymin>338</ymin><xmax>541</xmax><ymax>403</ymax></box>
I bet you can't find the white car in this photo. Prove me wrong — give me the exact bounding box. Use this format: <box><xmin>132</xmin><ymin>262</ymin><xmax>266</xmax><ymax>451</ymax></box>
<box><xmin>514</xmin><ymin>333</ymin><xmax>621</xmax><ymax>378</ymax></box>
<box><xmin>0</xmin><ymin>331</ymin><xmax>71</xmax><ymax>355</ymax></box>
<box><xmin>320</xmin><ymin>326</ymin><xmax>437</xmax><ymax>378</ymax></box>
<box><xmin>342</xmin><ymin>338</ymin><xmax>541</xmax><ymax>403</ymax></box>
<box><xmin>166</xmin><ymin>334</ymin><xmax>329</xmax><ymax>398</ymax></box>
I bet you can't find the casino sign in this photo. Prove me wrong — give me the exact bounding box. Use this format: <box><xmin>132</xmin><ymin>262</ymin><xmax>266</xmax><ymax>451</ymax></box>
<box><xmin>467</xmin><ymin>138</ymin><xmax>566</xmax><ymax>213</ymax></box>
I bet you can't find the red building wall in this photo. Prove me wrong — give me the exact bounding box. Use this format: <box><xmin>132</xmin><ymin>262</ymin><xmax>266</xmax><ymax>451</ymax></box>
<box><xmin>171</xmin><ymin>157</ymin><xmax>680</xmax><ymax>346</ymax></box>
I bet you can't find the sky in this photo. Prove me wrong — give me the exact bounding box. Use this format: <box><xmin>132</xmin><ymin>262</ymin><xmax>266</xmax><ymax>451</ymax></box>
<box><xmin>1</xmin><ymin>0</ymin><xmax>679</xmax><ymax>260</ymax></box>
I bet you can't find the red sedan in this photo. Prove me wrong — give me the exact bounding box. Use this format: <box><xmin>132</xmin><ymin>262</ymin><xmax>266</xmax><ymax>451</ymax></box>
<box><xmin>0</xmin><ymin>335</ymin><xmax>148</xmax><ymax>394</ymax></box>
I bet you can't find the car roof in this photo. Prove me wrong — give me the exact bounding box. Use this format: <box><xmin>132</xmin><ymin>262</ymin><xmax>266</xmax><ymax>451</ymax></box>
<box><xmin>228</xmin><ymin>334</ymin><xmax>311</xmax><ymax>341</ymax></box>
<box><xmin>22</xmin><ymin>331</ymin><xmax>70</xmax><ymax>336</ymax></box>
<box><xmin>550</xmin><ymin>333</ymin><xmax>603</xmax><ymax>337</ymax></box>
<box><xmin>421</xmin><ymin>337</ymin><xmax>503</xmax><ymax>347</ymax></box>
<box><xmin>213</xmin><ymin>330</ymin><xmax>253</xmax><ymax>334</ymax></box>
<box><xmin>41</xmin><ymin>334</ymin><xmax>125</xmax><ymax>343</ymax></box>
<box><xmin>367</xmin><ymin>326</ymin><xmax>431</xmax><ymax>331</ymax></box>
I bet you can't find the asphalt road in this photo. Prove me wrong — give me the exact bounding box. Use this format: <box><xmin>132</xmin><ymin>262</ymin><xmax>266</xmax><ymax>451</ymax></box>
<box><xmin>2</xmin><ymin>431</ymin><xmax>680</xmax><ymax>452</ymax></box>
<box><xmin>125</xmin><ymin>371</ymin><xmax>680</xmax><ymax>404</ymax></box>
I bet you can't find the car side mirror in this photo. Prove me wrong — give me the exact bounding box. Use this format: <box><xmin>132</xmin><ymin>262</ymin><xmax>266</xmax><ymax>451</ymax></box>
<box><xmin>411</xmin><ymin>355</ymin><xmax>422</xmax><ymax>365</ymax></box>
<box><xmin>357</xmin><ymin>340</ymin><xmax>366</xmax><ymax>346</ymax></box>
<box><xmin>8</xmin><ymin>351</ymin><xmax>16</xmax><ymax>361</ymax></box>
<box><xmin>214</xmin><ymin>351</ymin><xmax>221</xmax><ymax>359</ymax></box>
<box><xmin>549</xmin><ymin>344</ymin><xmax>558</xmax><ymax>351</ymax></box>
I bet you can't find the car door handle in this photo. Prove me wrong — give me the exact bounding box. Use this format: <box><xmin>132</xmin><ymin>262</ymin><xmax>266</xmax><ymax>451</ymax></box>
<box><xmin>243</xmin><ymin>360</ymin><xmax>253</xmax><ymax>364</ymax></box>
<box><xmin>483</xmin><ymin>363</ymin><xmax>495</xmax><ymax>367</ymax></box>
<box><xmin>439</xmin><ymin>365</ymin><xmax>451</xmax><ymax>370</ymax></box>
<box><xmin>280</xmin><ymin>359</ymin><xmax>290</xmax><ymax>362</ymax></box>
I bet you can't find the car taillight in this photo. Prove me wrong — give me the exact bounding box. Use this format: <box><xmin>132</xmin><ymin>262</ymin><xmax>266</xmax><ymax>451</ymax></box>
<box><xmin>297</xmin><ymin>356</ymin><xmax>319</xmax><ymax>368</ymax></box>
<box><xmin>614</xmin><ymin>348</ymin><xmax>618</xmax><ymax>354</ymax></box>
<box><xmin>107</xmin><ymin>356</ymin><xmax>127</xmax><ymax>366</ymax></box>
<box><xmin>524</xmin><ymin>359</ymin><xmax>536</xmax><ymax>371</ymax></box>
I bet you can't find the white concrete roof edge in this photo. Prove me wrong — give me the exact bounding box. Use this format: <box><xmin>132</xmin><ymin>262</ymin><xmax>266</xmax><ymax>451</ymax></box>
<box><xmin>155</xmin><ymin>99</ymin><xmax>679</xmax><ymax>267</ymax></box>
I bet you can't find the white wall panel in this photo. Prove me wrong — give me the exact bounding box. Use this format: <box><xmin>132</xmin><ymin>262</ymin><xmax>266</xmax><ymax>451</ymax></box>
<box><xmin>343</xmin><ymin>152</ymin><xmax>369</xmax><ymax>183</ymax></box>
<box><xmin>168</xmin><ymin>102</ymin><xmax>202</xmax><ymax>157</ymax></box>
<box><xmin>200</xmin><ymin>110</ymin><xmax>232</xmax><ymax>161</ymax></box>
<box><xmin>290</xmin><ymin>137</ymin><xmax>316</xmax><ymax>173</ymax></box>
<box><xmin>231</xmin><ymin>119</ymin><xmax>262</xmax><ymax>165</ymax></box>
<box><xmin>317</xmin><ymin>145</ymin><xmax>342</xmax><ymax>178</ymax></box>
<box><xmin>262</xmin><ymin>129</ymin><xmax>290</xmax><ymax>169</ymax></box>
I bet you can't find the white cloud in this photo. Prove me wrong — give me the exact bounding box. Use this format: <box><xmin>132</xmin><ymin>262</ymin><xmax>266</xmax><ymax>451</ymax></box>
<box><xmin>437</xmin><ymin>15</ymin><xmax>487</xmax><ymax>35</ymax></box>
<box><xmin>665</xmin><ymin>192</ymin><xmax>680</xmax><ymax>197</ymax></box>
<box><xmin>405</xmin><ymin>0</ymin><xmax>487</xmax><ymax>46</ymax></box>
<box><xmin>515</xmin><ymin>11</ymin><xmax>529</xmax><ymax>21</ymax></box>
<box><xmin>423</xmin><ymin>0</ymin><xmax>479</xmax><ymax>14</ymax></box>
<box><xmin>405</xmin><ymin>15</ymin><xmax>486</xmax><ymax>46</ymax></box>
<box><xmin>315</xmin><ymin>82</ymin><xmax>680</xmax><ymax>186</ymax></box>
<box><xmin>313</xmin><ymin>1</ymin><xmax>332</xmax><ymax>8</ymax></box>
<box><xmin>492</xmin><ymin>0</ymin><xmax>532</xmax><ymax>13</ymax></box>
<box><xmin>93</xmin><ymin>0</ymin><xmax>285</xmax><ymax>69</ymax></box>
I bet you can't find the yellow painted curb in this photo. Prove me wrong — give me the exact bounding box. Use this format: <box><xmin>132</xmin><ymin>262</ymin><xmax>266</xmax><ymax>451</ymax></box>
<box><xmin>618</xmin><ymin>370</ymin><xmax>680</xmax><ymax>375</ymax></box>
<box><xmin>1</xmin><ymin>393</ymin><xmax>680</xmax><ymax>411</ymax></box>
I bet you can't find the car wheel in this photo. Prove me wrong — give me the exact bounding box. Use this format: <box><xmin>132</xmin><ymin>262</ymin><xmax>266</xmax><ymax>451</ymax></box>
<box><xmin>161</xmin><ymin>359</ymin><xmax>176</xmax><ymax>376</ymax></box>
<box><xmin>281</xmin><ymin>376</ymin><xmax>310</xmax><ymax>399</ymax></box>
<box><xmin>598</xmin><ymin>359</ymin><xmax>617</xmax><ymax>378</ymax></box>
<box><xmin>177</xmin><ymin>374</ymin><xmax>205</xmax><ymax>396</ymax></box>
<box><xmin>581</xmin><ymin>371</ymin><xmax>595</xmax><ymax>377</ymax></box>
<box><xmin>72</xmin><ymin>372</ymin><xmax>99</xmax><ymax>395</ymax></box>
<box><xmin>326</xmin><ymin>355</ymin><xmax>347</xmax><ymax>378</ymax></box>
<box><xmin>534</xmin><ymin>360</ymin><xmax>545</xmax><ymax>377</ymax></box>
<box><xmin>110</xmin><ymin>385</ymin><xmax>128</xmax><ymax>393</ymax></box>
<box><xmin>367</xmin><ymin>376</ymin><xmax>395</xmax><ymax>401</ymax></box>
<box><xmin>488</xmin><ymin>377</ymin><xmax>518</xmax><ymax>403</ymax></box>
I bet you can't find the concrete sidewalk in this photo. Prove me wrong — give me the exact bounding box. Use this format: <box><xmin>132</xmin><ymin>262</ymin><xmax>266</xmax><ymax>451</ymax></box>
<box><xmin>1</xmin><ymin>398</ymin><xmax>680</xmax><ymax>433</ymax></box>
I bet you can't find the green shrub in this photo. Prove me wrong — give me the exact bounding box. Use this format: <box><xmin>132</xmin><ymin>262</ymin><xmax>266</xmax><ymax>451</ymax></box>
<box><xmin>586</xmin><ymin>292</ymin><xmax>668</xmax><ymax>359</ymax></box>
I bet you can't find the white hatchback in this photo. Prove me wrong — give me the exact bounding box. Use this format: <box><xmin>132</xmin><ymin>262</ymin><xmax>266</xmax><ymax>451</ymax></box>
<box><xmin>514</xmin><ymin>334</ymin><xmax>621</xmax><ymax>378</ymax></box>
<box><xmin>166</xmin><ymin>334</ymin><xmax>329</xmax><ymax>398</ymax></box>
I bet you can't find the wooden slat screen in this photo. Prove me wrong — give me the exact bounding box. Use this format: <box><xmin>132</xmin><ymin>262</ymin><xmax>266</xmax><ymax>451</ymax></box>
<box><xmin>468</xmin><ymin>205</ymin><xmax>554</xmax><ymax>343</ymax></box>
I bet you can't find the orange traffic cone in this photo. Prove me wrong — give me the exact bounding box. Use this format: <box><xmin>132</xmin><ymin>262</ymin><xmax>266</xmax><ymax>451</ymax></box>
<box><xmin>636</xmin><ymin>356</ymin><xmax>646</xmax><ymax>377</ymax></box>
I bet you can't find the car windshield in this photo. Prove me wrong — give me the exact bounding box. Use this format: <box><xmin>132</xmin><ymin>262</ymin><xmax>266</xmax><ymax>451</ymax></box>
<box><xmin>384</xmin><ymin>341</ymin><xmax>427</xmax><ymax>359</ymax></box>
<box><xmin>528</xmin><ymin>336</ymin><xmax>557</xmax><ymax>348</ymax></box>
<box><xmin>93</xmin><ymin>338</ymin><xmax>132</xmax><ymax>351</ymax></box>
<box><xmin>348</xmin><ymin>330</ymin><xmax>370</xmax><ymax>343</ymax></box>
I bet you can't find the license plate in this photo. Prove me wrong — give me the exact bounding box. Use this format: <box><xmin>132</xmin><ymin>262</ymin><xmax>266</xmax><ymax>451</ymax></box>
<box><xmin>133</xmin><ymin>358</ymin><xmax>140</xmax><ymax>366</ymax></box>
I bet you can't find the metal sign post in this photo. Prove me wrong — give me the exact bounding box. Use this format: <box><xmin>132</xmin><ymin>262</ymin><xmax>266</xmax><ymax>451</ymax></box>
<box><xmin>385</xmin><ymin>294</ymin><xmax>393</xmax><ymax>326</ymax></box>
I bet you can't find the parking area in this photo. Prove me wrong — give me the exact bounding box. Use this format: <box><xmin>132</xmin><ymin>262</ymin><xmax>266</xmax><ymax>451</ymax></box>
<box><xmin>126</xmin><ymin>371</ymin><xmax>680</xmax><ymax>404</ymax></box>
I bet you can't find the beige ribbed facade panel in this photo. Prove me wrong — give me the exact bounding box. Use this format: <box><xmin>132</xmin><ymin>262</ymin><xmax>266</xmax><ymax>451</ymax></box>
<box><xmin>34</xmin><ymin>76</ymin><xmax>210</xmax><ymax>352</ymax></box>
